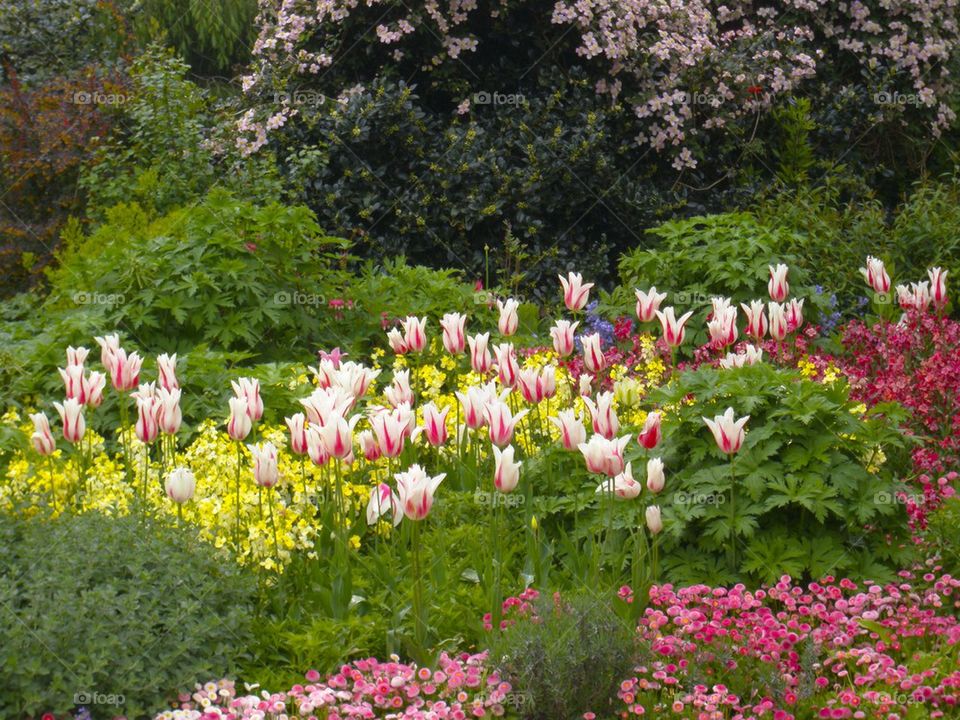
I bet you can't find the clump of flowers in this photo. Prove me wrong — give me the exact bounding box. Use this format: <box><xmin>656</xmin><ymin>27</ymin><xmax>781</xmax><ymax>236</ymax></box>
<box><xmin>155</xmin><ymin>652</ymin><xmax>509</xmax><ymax>719</ymax></box>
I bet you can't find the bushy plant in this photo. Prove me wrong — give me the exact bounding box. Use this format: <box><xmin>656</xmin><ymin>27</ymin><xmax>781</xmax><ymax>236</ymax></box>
<box><xmin>651</xmin><ymin>362</ymin><xmax>912</xmax><ymax>585</ymax></box>
<box><xmin>80</xmin><ymin>46</ymin><xmax>281</xmax><ymax>221</ymax></box>
<box><xmin>489</xmin><ymin>592</ymin><xmax>638</xmax><ymax>720</ymax></box>
<box><xmin>610</xmin><ymin>213</ymin><xmax>831</xmax><ymax>344</ymax></box>
<box><xmin>0</xmin><ymin>509</ymin><xmax>255</xmax><ymax>718</ymax></box>
<box><xmin>45</xmin><ymin>190</ymin><xmax>349</xmax><ymax>354</ymax></box>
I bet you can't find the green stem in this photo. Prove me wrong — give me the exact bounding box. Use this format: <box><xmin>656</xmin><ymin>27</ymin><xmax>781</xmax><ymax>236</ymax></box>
<box><xmin>48</xmin><ymin>455</ymin><xmax>57</xmax><ymax>515</ymax></box>
<box><xmin>491</xmin><ymin>488</ymin><xmax>502</xmax><ymax>634</ymax></box>
<box><xmin>268</xmin><ymin>488</ymin><xmax>280</xmax><ymax>563</ymax></box>
<box><xmin>729</xmin><ymin>454</ymin><xmax>737</xmax><ymax>574</ymax></box>
<box><xmin>412</xmin><ymin>519</ymin><xmax>426</xmax><ymax>652</ymax></box>
<box><xmin>235</xmin><ymin>441</ymin><xmax>243</xmax><ymax>555</ymax></box>
<box><xmin>334</xmin><ymin>458</ymin><xmax>346</xmax><ymax>564</ymax></box>
<box><xmin>300</xmin><ymin>454</ymin><xmax>308</xmax><ymax>500</ymax></box>
<box><xmin>177</xmin><ymin>502</ymin><xmax>184</xmax><ymax>527</ymax></box>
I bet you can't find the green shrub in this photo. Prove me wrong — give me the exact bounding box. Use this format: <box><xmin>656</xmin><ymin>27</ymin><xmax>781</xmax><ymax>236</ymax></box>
<box><xmin>0</xmin><ymin>510</ymin><xmax>255</xmax><ymax>718</ymax></box>
<box><xmin>46</xmin><ymin>190</ymin><xmax>349</xmax><ymax>355</ymax></box>
<box><xmin>489</xmin><ymin>592</ymin><xmax>638</xmax><ymax>720</ymax></box>
<box><xmin>79</xmin><ymin>46</ymin><xmax>281</xmax><ymax>220</ymax></box>
<box><xmin>609</xmin><ymin>213</ymin><xmax>831</xmax><ymax>343</ymax></box>
<box><xmin>650</xmin><ymin>363</ymin><xmax>914</xmax><ymax>586</ymax></box>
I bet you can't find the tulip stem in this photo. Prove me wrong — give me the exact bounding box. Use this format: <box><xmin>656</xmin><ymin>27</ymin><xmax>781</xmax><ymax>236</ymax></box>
<box><xmin>728</xmin><ymin>453</ymin><xmax>737</xmax><ymax>575</ymax></box>
<box><xmin>119</xmin><ymin>391</ymin><xmax>131</xmax><ymax>483</ymax></box>
<box><xmin>490</xmin><ymin>488</ymin><xmax>502</xmax><ymax>634</ymax></box>
<box><xmin>411</xmin><ymin>518</ymin><xmax>426</xmax><ymax>653</ymax></box>
<box><xmin>300</xmin><ymin>455</ymin><xmax>308</xmax><ymax>501</ymax></box>
<box><xmin>234</xmin><ymin>441</ymin><xmax>243</xmax><ymax>556</ymax></box>
<box><xmin>268</xmin><ymin>488</ymin><xmax>280</xmax><ymax>562</ymax></box>
<box><xmin>177</xmin><ymin>502</ymin><xmax>184</xmax><ymax>527</ymax></box>
<box><xmin>334</xmin><ymin>458</ymin><xmax>346</xmax><ymax>564</ymax></box>
<box><xmin>455</xmin><ymin>399</ymin><xmax>462</xmax><ymax>490</ymax></box>
<box><xmin>47</xmin><ymin>455</ymin><xmax>57</xmax><ymax>515</ymax></box>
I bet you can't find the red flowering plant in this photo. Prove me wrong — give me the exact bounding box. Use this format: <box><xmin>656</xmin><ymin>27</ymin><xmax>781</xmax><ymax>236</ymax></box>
<box><xmin>839</xmin><ymin>308</ymin><xmax>960</xmax><ymax>527</ymax></box>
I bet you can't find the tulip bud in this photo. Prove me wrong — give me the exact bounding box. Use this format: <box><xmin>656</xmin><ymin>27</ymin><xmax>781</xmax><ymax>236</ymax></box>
<box><xmin>645</xmin><ymin>505</ymin><xmax>663</xmax><ymax>534</ymax></box>
<box><xmin>655</xmin><ymin>307</ymin><xmax>693</xmax><ymax>347</ymax></box>
<box><xmin>741</xmin><ymin>300</ymin><xmax>768</xmax><ymax>340</ymax></box>
<box><xmin>635</xmin><ymin>287</ymin><xmax>667</xmax><ymax>323</ymax></box>
<box><xmin>395</xmin><ymin>464</ymin><xmax>445</xmax><ymax>520</ymax></box>
<box><xmin>358</xmin><ymin>429</ymin><xmax>381</xmax><ymax>461</ymax></box>
<box><xmin>645</xmin><ymin>457</ymin><xmax>665</xmax><ymax>493</ymax></box>
<box><xmin>583</xmin><ymin>391</ymin><xmax>619</xmax><ymax>440</ymax></box>
<box><xmin>249</xmin><ymin>442</ymin><xmax>280</xmax><ymax>488</ymax></box>
<box><xmin>165</xmin><ymin>467</ymin><xmax>196</xmax><ymax>503</ymax></box>
<box><xmin>54</xmin><ymin>398</ymin><xmax>86</xmax><ymax>444</ymax></box>
<box><xmin>385</xmin><ymin>369</ymin><xmax>414</xmax><ymax>408</ymax></box>
<box><xmin>928</xmin><ymin>267</ymin><xmax>948</xmax><ymax>307</ymax></box>
<box><xmin>703</xmin><ymin>407</ymin><xmax>750</xmax><ymax>454</ymax></box>
<box><xmin>860</xmin><ymin>256</ymin><xmax>891</xmax><ymax>294</ymax></box>
<box><xmin>285</xmin><ymin>413</ymin><xmax>309</xmax><ymax>455</ymax></box>
<box><xmin>768</xmin><ymin>264</ymin><xmax>789</xmax><ymax>302</ymax></box>
<box><xmin>94</xmin><ymin>333</ymin><xmax>120</xmax><ymax>368</ymax></box>
<box><xmin>550</xmin><ymin>320</ymin><xmax>578</xmax><ymax>357</ymax></box>
<box><xmin>231</xmin><ymin>377</ymin><xmax>263</xmax><ymax>422</ymax></box>
<box><xmin>486</xmin><ymin>400</ymin><xmax>529</xmax><ymax>448</ymax></box>
<box><xmin>497</xmin><ymin>298</ymin><xmax>519</xmax><ymax>336</ymax></box>
<box><xmin>29</xmin><ymin>412</ymin><xmax>56</xmax><ymax>455</ymax></box>
<box><xmin>366</xmin><ymin>482</ymin><xmax>401</xmax><ymax>526</ymax></box>
<box><xmin>637</xmin><ymin>411</ymin><xmax>662</xmax><ymax>450</ymax></box>
<box><xmin>320</xmin><ymin>413</ymin><xmax>361</xmax><ymax>459</ymax></box>
<box><xmin>371</xmin><ymin>407</ymin><xmax>407</xmax><ymax>457</ymax></box>
<box><xmin>548</xmin><ymin>409</ymin><xmax>587</xmax><ymax>451</ymax></box>
<box><xmin>493</xmin><ymin>343</ymin><xmax>519</xmax><ymax>388</ymax></box>
<box><xmin>84</xmin><ymin>371</ymin><xmax>106</xmax><ymax>408</ymax></box>
<box><xmin>468</xmin><ymin>332</ymin><xmax>493</xmax><ymax>374</ymax></box>
<box><xmin>135</xmin><ymin>395</ymin><xmax>161</xmax><ymax>444</ymax></box>
<box><xmin>581</xmin><ymin>333</ymin><xmax>606</xmax><ymax>373</ymax></box>
<box><xmin>767</xmin><ymin>301</ymin><xmax>788</xmax><ymax>341</ymax></box>
<box><xmin>66</xmin><ymin>346</ymin><xmax>89</xmax><ymax>367</ymax></box>
<box><xmin>402</xmin><ymin>316</ymin><xmax>428</xmax><ymax>353</ymax></box>
<box><xmin>227</xmin><ymin>396</ymin><xmax>252</xmax><ymax>441</ymax></box>
<box><xmin>493</xmin><ymin>444</ymin><xmax>521</xmax><ymax>493</ymax></box>
<box><xmin>156</xmin><ymin>387</ymin><xmax>182</xmax><ymax>435</ymax></box>
<box><xmin>440</xmin><ymin>312</ymin><xmax>467</xmax><ymax>354</ymax></box>
<box><xmin>559</xmin><ymin>272</ymin><xmax>594</xmax><ymax>311</ymax></box>
<box><xmin>157</xmin><ymin>353</ymin><xmax>179</xmax><ymax>391</ymax></box>
<box><xmin>419</xmin><ymin>402</ymin><xmax>450</xmax><ymax>447</ymax></box>
<box><xmin>387</xmin><ymin>327</ymin><xmax>408</xmax><ymax>354</ymax></box>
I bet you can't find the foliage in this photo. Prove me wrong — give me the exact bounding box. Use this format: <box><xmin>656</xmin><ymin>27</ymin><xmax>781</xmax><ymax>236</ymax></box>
<box><xmin>46</xmin><ymin>190</ymin><xmax>350</xmax><ymax>354</ymax></box>
<box><xmin>924</xmin><ymin>495</ymin><xmax>960</xmax><ymax>577</ymax></box>
<box><xmin>651</xmin><ymin>362</ymin><xmax>912</xmax><ymax>585</ymax></box>
<box><xmin>130</xmin><ymin>0</ymin><xmax>257</xmax><ymax>75</ymax></box>
<box><xmin>79</xmin><ymin>46</ymin><xmax>282</xmax><ymax>221</ymax></box>
<box><xmin>611</xmin><ymin>213</ymin><xmax>831</xmax><ymax>343</ymax></box>
<box><xmin>489</xmin><ymin>592</ymin><xmax>638</xmax><ymax>720</ymax></box>
<box><xmin>0</xmin><ymin>509</ymin><xmax>255</xmax><ymax>719</ymax></box>
<box><xmin>0</xmin><ymin>67</ymin><xmax>126</xmax><ymax>294</ymax></box>
<box><xmin>0</xmin><ymin>0</ymin><xmax>131</xmax><ymax>85</ymax></box>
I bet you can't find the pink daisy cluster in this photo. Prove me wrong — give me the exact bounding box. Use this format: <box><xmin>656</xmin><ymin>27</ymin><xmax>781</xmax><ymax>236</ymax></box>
<box><xmin>156</xmin><ymin>653</ymin><xmax>511</xmax><ymax>720</ymax></box>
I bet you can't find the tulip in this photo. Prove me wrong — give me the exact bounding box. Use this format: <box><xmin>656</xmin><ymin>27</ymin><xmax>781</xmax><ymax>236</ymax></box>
<box><xmin>645</xmin><ymin>505</ymin><xmax>663</xmax><ymax>534</ymax></box>
<box><xmin>719</xmin><ymin>345</ymin><xmax>764</xmax><ymax>369</ymax></box>
<box><xmin>741</xmin><ymin>300</ymin><xmax>768</xmax><ymax>340</ymax></box>
<box><xmin>703</xmin><ymin>407</ymin><xmax>750</xmax><ymax>454</ymax></box>
<box><xmin>707</xmin><ymin>305</ymin><xmax>738</xmax><ymax>349</ymax></box>
<box><xmin>386</xmin><ymin>327</ymin><xmax>408</xmax><ymax>354</ymax></box>
<box><xmin>131</xmin><ymin>381</ymin><xmax>156</xmax><ymax>401</ymax></box>
<box><xmin>156</xmin><ymin>353</ymin><xmax>179</xmax><ymax>390</ymax></box>
<box><xmin>106</xmin><ymin>347</ymin><xmax>143</xmax><ymax>392</ymax></box>
<box><xmin>395</xmin><ymin>401</ymin><xmax>417</xmax><ymax>437</ymax></box>
<box><xmin>371</xmin><ymin>407</ymin><xmax>407</xmax><ymax>457</ymax></box>
<box><xmin>227</xmin><ymin>396</ymin><xmax>252</xmax><ymax>441</ymax></box>
<box><xmin>313</xmin><ymin>359</ymin><xmax>337</xmax><ymax>390</ymax></box>
<box><xmin>285</xmin><ymin>413</ymin><xmax>309</xmax><ymax>455</ymax></box>
<box><xmin>581</xmin><ymin>332</ymin><xmax>606</xmax><ymax>373</ymax></box>
<box><xmin>493</xmin><ymin>444</ymin><xmax>521</xmax><ymax>493</ymax></box>
<box><xmin>646</xmin><ymin>457</ymin><xmax>665</xmax><ymax>493</ymax></box>
<box><xmin>911</xmin><ymin>281</ymin><xmax>932</xmax><ymax>310</ymax></box>
<box><xmin>497</xmin><ymin>298</ymin><xmax>519</xmax><ymax>336</ymax></box>
<box><xmin>94</xmin><ymin>333</ymin><xmax>120</xmax><ymax>367</ymax></box>
<box><xmin>860</xmin><ymin>256</ymin><xmax>891</xmax><ymax>294</ymax></box>
<box><xmin>595</xmin><ymin>462</ymin><xmax>641</xmax><ymax>499</ymax></box>
<box><xmin>66</xmin><ymin>346</ymin><xmax>89</xmax><ymax>367</ymax></box>
<box><xmin>550</xmin><ymin>319</ymin><xmax>578</xmax><ymax>357</ymax></box>
<box><xmin>330</xmin><ymin>361</ymin><xmax>379</xmax><ymax>399</ymax></box>
<box><xmin>402</xmin><ymin>316</ymin><xmax>428</xmax><ymax>353</ymax></box>
<box><xmin>249</xmin><ymin>442</ymin><xmax>280</xmax><ymax>488</ymax></box>
<box><xmin>583</xmin><ymin>391</ymin><xmax>619</xmax><ymax>440</ymax></box>
<box><xmin>635</xmin><ymin>287</ymin><xmax>667</xmax><ymax>323</ymax></box>
<box><xmin>366</xmin><ymin>482</ymin><xmax>402</xmax><ymax>526</ymax></box>
<box><xmin>320</xmin><ymin>413</ymin><xmax>361</xmax><ymax>459</ymax></box>
<box><xmin>300</xmin><ymin>386</ymin><xmax>354</xmax><ymax>426</ymax></box>
<box><xmin>540</xmin><ymin>365</ymin><xmax>557</xmax><ymax>399</ymax></box>
<box><xmin>578</xmin><ymin>434</ymin><xmax>631</xmax><ymax>476</ymax></box>
<box><xmin>135</xmin><ymin>395</ymin><xmax>161</xmax><ymax>443</ymax></box>
<box><xmin>358</xmin><ymin>429</ymin><xmax>381</xmax><ymax>461</ymax></box>
<box><xmin>395</xmin><ymin>464</ymin><xmax>446</xmax><ymax>520</ymax></box>
<box><xmin>419</xmin><ymin>402</ymin><xmax>450</xmax><ymax>447</ymax></box>
<box><xmin>440</xmin><ymin>312</ymin><xmax>467</xmax><ymax>354</ymax></box>
<box><xmin>385</xmin><ymin>369</ymin><xmax>414</xmax><ymax>408</ymax></box>
<box><xmin>468</xmin><ymin>332</ymin><xmax>493</xmax><ymax>374</ymax></box>
<box><xmin>59</xmin><ymin>365</ymin><xmax>87</xmax><ymax>403</ymax></box>
<box><xmin>156</xmin><ymin>387</ymin><xmax>182</xmax><ymax>435</ymax></box>
<box><xmin>54</xmin><ymin>399</ymin><xmax>86</xmax><ymax>444</ymax></box>
<box><xmin>767</xmin><ymin>301</ymin><xmax>788</xmax><ymax>341</ymax></box>
<box><xmin>165</xmin><ymin>467</ymin><xmax>196</xmax><ymax>503</ymax></box>
<box><xmin>231</xmin><ymin>377</ymin><xmax>263</xmax><ymax>422</ymax></box>
<box><xmin>84</xmin><ymin>371</ymin><xmax>106</xmax><ymax>408</ymax></box>
<box><xmin>928</xmin><ymin>267</ymin><xmax>948</xmax><ymax>307</ymax></box>
<box><xmin>579</xmin><ymin>373</ymin><xmax>593</xmax><ymax>397</ymax></box>
<box><xmin>29</xmin><ymin>412</ymin><xmax>56</xmax><ymax>455</ymax></box>
<box><xmin>785</xmin><ymin>298</ymin><xmax>804</xmax><ymax>331</ymax></box>
<box><xmin>656</xmin><ymin>307</ymin><xmax>694</xmax><ymax>347</ymax></box>
<box><xmin>559</xmin><ymin>271</ymin><xmax>594</xmax><ymax>311</ymax></box>
<box><xmin>636</xmin><ymin>411</ymin><xmax>662</xmax><ymax>450</ymax></box>
<box><xmin>517</xmin><ymin>367</ymin><xmax>544</xmax><ymax>404</ymax></box>
<box><xmin>486</xmin><ymin>400</ymin><xmax>529</xmax><ymax>447</ymax></box>
<box><xmin>548</xmin><ymin>409</ymin><xmax>587</xmax><ymax>451</ymax></box>
<box><xmin>493</xmin><ymin>343</ymin><xmax>519</xmax><ymax>388</ymax></box>
<box><xmin>306</xmin><ymin>426</ymin><xmax>330</xmax><ymax>466</ymax></box>
<box><xmin>768</xmin><ymin>264</ymin><xmax>789</xmax><ymax>302</ymax></box>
